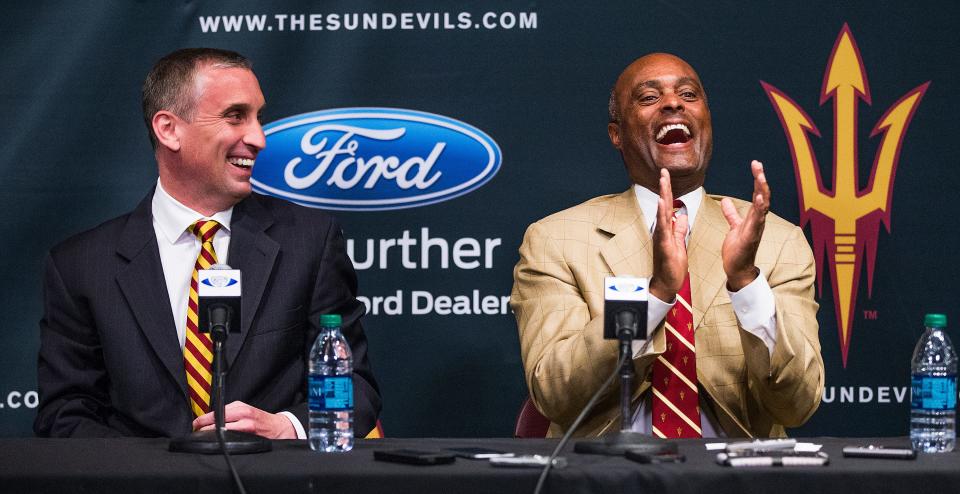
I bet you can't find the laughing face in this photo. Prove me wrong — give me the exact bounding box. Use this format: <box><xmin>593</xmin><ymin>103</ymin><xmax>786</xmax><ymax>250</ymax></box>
<box><xmin>163</xmin><ymin>64</ymin><xmax>266</xmax><ymax>215</ymax></box>
<box><xmin>608</xmin><ymin>53</ymin><xmax>713</xmax><ymax>195</ymax></box>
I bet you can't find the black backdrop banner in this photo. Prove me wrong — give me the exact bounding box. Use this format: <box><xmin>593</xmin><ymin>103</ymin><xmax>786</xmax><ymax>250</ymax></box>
<box><xmin>1</xmin><ymin>1</ymin><xmax>957</xmax><ymax>438</ymax></box>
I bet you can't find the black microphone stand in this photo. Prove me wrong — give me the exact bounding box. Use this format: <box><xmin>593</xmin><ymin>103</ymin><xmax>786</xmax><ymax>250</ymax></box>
<box><xmin>575</xmin><ymin>310</ymin><xmax>674</xmax><ymax>455</ymax></box>
<box><xmin>170</xmin><ymin>305</ymin><xmax>271</xmax><ymax>454</ymax></box>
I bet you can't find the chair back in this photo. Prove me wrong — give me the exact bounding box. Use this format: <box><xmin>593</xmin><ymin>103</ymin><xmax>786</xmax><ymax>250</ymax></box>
<box><xmin>514</xmin><ymin>397</ymin><xmax>550</xmax><ymax>438</ymax></box>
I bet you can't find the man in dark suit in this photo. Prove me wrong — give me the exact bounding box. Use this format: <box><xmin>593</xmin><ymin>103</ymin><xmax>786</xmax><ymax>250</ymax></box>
<box><xmin>34</xmin><ymin>48</ymin><xmax>381</xmax><ymax>439</ymax></box>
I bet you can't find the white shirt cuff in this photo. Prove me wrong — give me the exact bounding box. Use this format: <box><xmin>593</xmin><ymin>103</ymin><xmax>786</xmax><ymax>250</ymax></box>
<box><xmin>631</xmin><ymin>292</ymin><xmax>674</xmax><ymax>357</ymax></box>
<box><xmin>279</xmin><ymin>410</ymin><xmax>307</xmax><ymax>439</ymax></box>
<box><xmin>728</xmin><ymin>270</ymin><xmax>777</xmax><ymax>356</ymax></box>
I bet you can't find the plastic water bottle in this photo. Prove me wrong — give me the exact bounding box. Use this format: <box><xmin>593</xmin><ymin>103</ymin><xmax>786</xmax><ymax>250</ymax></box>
<box><xmin>309</xmin><ymin>314</ymin><xmax>354</xmax><ymax>452</ymax></box>
<box><xmin>910</xmin><ymin>313</ymin><xmax>957</xmax><ymax>452</ymax></box>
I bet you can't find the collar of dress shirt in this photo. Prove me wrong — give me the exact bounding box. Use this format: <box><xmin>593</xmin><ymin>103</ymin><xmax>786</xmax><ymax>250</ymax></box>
<box><xmin>151</xmin><ymin>179</ymin><xmax>234</xmax><ymax>245</ymax></box>
<box><xmin>632</xmin><ymin>184</ymin><xmax>704</xmax><ymax>236</ymax></box>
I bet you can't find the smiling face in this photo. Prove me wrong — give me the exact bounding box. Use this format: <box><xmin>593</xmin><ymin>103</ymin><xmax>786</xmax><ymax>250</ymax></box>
<box><xmin>157</xmin><ymin>63</ymin><xmax>266</xmax><ymax>215</ymax></box>
<box><xmin>607</xmin><ymin>53</ymin><xmax>713</xmax><ymax>195</ymax></box>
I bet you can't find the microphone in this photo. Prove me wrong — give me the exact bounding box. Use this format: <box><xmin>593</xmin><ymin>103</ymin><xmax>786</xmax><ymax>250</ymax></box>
<box><xmin>574</xmin><ymin>275</ymin><xmax>666</xmax><ymax>455</ymax></box>
<box><xmin>603</xmin><ymin>276</ymin><xmax>649</xmax><ymax>341</ymax></box>
<box><xmin>171</xmin><ymin>262</ymin><xmax>271</xmax><ymax>456</ymax></box>
<box><xmin>197</xmin><ymin>264</ymin><xmax>242</xmax><ymax>338</ymax></box>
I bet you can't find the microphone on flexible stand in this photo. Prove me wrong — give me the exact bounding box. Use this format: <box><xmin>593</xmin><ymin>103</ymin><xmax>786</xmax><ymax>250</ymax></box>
<box><xmin>574</xmin><ymin>276</ymin><xmax>675</xmax><ymax>455</ymax></box>
<box><xmin>170</xmin><ymin>264</ymin><xmax>271</xmax><ymax>455</ymax></box>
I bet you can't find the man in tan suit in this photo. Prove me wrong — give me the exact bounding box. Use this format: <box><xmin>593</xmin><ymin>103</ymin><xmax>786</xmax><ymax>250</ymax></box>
<box><xmin>511</xmin><ymin>53</ymin><xmax>823</xmax><ymax>438</ymax></box>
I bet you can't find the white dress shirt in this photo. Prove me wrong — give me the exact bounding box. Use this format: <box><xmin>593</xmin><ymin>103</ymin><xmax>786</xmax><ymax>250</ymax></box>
<box><xmin>151</xmin><ymin>180</ymin><xmax>306</xmax><ymax>439</ymax></box>
<box><xmin>629</xmin><ymin>185</ymin><xmax>778</xmax><ymax>437</ymax></box>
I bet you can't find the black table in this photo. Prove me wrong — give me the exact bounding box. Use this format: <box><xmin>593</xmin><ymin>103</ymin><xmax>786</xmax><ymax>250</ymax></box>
<box><xmin>1</xmin><ymin>437</ymin><xmax>958</xmax><ymax>493</ymax></box>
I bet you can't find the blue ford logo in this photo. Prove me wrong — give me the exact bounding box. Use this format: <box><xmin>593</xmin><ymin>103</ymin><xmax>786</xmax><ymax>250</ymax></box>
<box><xmin>251</xmin><ymin>108</ymin><xmax>502</xmax><ymax>211</ymax></box>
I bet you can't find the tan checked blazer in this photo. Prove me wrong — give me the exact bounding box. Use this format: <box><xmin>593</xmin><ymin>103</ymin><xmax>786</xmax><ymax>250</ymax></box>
<box><xmin>511</xmin><ymin>188</ymin><xmax>824</xmax><ymax>438</ymax></box>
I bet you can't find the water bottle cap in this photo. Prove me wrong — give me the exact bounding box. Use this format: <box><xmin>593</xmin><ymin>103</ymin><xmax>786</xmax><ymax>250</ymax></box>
<box><xmin>924</xmin><ymin>313</ymin><xmax>947</xmax><ymax>328</ymax></box>
<box><xmin>320</xmin><ymin>314</ymin><xmax>342</xmax><ymax>327</ymax></box>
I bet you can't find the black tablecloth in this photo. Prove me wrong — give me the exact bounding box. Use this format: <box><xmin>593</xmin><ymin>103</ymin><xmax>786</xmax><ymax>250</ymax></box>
<box><xmin>1</xmin><ymin>437</ymin><xmax>959</xmax><ymax>493</ymax></box>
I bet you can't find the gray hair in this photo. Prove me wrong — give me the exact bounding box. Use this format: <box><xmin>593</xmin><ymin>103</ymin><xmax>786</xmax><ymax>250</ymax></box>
<box><xmin>607</xmin><ymin>88</ymin><xmax>619</xmax><ymax>123</ymax></box>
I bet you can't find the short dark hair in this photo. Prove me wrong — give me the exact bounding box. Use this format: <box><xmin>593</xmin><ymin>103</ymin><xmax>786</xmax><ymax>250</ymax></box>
<box><xmin>141</xmin><ymin>48</ymin><xmax>253</xmax><ymax>149</ymax></box>
<box><xmin>608</xmin><ymin>88</ymin><xmax>619</xmax><ymax>124</ymax></box>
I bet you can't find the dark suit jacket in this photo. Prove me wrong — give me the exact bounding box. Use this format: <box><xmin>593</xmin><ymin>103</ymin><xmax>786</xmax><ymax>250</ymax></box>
<box><xmin>35</xmin><ymin>190</ymin><xmax>381</xmax><ymax>438</ymax></box>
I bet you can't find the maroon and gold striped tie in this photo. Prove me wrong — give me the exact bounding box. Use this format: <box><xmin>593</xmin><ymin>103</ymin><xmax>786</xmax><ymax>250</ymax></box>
<box><xmin>651</xmin><ymin>200</ymin><xmax>702</xmax><ymax>438</ymax></box>
<box><xmin>184</xmin><ymin>220</ymin><xmax>221</xmax><ymax>417</ymax></box>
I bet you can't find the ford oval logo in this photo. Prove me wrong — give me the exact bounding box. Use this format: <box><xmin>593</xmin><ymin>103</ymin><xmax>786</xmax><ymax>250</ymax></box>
<box><xmin>251</xmin><ymin>108</ymin><xmax>502</xmax><ymax>211</ymax></box>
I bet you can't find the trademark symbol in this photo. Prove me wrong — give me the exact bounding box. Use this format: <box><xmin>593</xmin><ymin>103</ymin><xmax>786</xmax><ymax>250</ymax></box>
<box><xmin>863</xmin><ymin>310</ymin><xmax>878</xmax><ymax>320</ymax></box>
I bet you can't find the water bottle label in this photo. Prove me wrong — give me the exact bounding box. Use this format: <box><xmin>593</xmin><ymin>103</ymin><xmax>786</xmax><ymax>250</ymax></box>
<box><xmin>308</xmin><ymin>375</ymin><xmax>354</xmax><ymax>411</ymax></box>
<box><xmin>911</xmin><ymin>375</ymin><xmax>958</xmax><ymax>410</ymax></box>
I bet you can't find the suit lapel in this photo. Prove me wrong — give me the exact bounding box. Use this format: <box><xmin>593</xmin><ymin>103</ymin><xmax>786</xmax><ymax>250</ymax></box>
<box><xmin>598</xmin><ymin>189</ymin><xmax>653</xmax><ymax>279</ymax></box>
<box><xmin>688</xmin><ymin>195</ymin><xmax>752</xmax><ymax>436</ymax></box>
<box><xmin>687</xmin><ymin>194</ymin><xmax>730</xmax><ymax>331</ymax></box>
<box><xmin>592</xmin><ymin>189</ymin><xmax>661</xmax><ymax>432</ymax></box>
<box><xmin>224</xmin><ymin>195</ymin><xmax>279</xmax><ymax>368</ymax></box>
<box><xmin>115</xmin><ymin>191</ymin><xmax>186</xmax><ymax>397</ymax></box>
